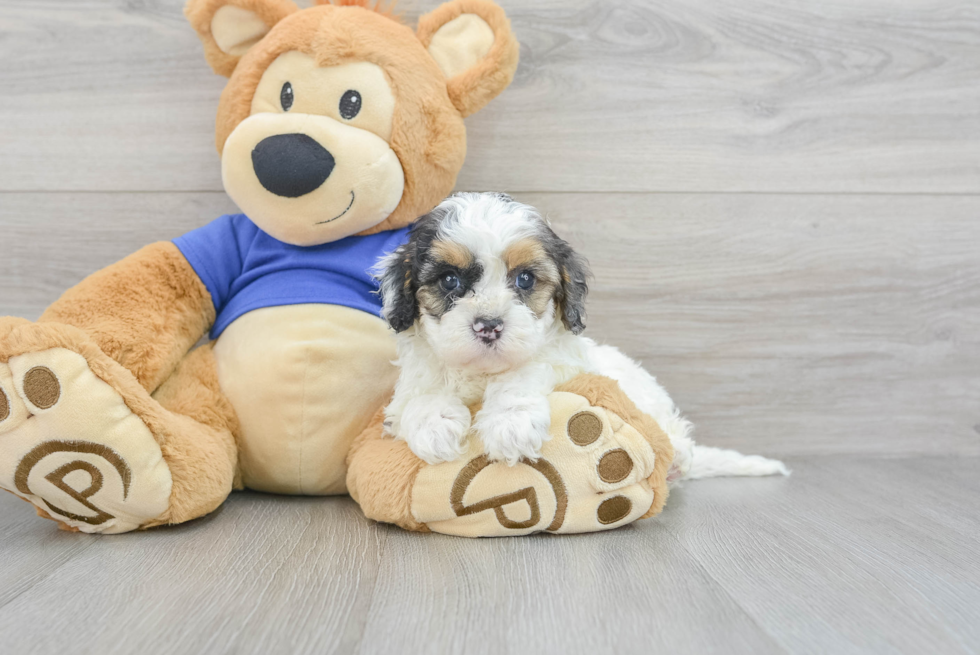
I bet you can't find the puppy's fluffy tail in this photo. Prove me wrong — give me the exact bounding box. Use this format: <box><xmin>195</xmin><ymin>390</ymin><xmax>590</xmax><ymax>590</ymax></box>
<box><xmin>684</xmin><ymin>445</ymin><xmax>789</xmax><ymax>480</ymax></box>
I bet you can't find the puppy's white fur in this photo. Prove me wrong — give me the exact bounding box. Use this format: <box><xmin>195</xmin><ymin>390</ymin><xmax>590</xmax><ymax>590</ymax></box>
<box><xmin>379</xmin><ymin>193</ymin><xmax>787</xmax><ymax>480</ymax></box>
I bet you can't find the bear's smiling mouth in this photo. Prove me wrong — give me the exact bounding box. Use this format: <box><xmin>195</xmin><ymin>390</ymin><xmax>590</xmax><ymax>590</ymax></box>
<box><xmin>315</xmin><ymin>191</ymin><xmax>355</xmax><ymax>225</ymax></box>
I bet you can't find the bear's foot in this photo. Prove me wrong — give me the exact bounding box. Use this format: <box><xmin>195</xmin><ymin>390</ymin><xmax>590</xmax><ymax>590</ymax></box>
<box><xmin>348</xmin><ymin>374</ymin><xmax>674</xmax><ymax>537</ymax></box>
<box><xmin>0</xmin><ymin>323</ymin><xmax>173</xmax><ymax>533</ymax></box>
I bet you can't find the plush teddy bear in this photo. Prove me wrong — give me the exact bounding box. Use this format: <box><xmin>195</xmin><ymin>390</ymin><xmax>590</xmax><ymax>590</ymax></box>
<box><xmin>0</xmin><ymin>0</ymin><xmax>675</xmax><ymax>536</ymax></box>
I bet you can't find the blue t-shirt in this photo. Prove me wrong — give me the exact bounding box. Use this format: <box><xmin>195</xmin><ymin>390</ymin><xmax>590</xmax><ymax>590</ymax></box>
<box><xmin>173</xmin><ymin>214</ymin><xmax>409</xmax><ymax>339</ymax></box>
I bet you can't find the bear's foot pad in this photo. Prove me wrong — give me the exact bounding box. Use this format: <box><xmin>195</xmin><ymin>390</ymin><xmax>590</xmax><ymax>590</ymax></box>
<box><xmin>410</xmin><ymin>390</ymin><xmax>662</xmax><ymax>537</ymax></box>
<box><xmin>0</xmin><ymin>348</ymin><xmax>172</xmax><ymax>533</ymax></box>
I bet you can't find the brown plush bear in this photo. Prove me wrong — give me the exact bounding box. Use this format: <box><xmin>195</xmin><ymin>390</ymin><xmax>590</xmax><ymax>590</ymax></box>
<box><xmin>0</xmin><ymin>0</ymin><xmax>674</xmax><ymax>535</ymax></box>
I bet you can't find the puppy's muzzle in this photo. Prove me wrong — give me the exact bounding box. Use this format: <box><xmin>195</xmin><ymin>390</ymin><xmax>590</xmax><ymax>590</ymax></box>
<box><xmin>473</xmin><ymin>317</ymin><xmax>504</xmax><ymax>344</ymax></box>
<box><xmin>251</xmin><ymin>133</ymin><xmax>336</xmax><ymax>198</ymax></box>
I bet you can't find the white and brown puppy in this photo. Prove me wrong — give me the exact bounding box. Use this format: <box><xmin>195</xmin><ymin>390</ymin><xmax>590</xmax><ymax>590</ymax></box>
<box><xmin>377</xmin><ymin>193</ymin><xmax>787</xmax><ymax>480</ymax></box>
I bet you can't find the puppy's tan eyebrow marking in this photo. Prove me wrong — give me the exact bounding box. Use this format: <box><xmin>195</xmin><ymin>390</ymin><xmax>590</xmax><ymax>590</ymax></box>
<box><xmin>504</xmin><ymin>238</ymin><xmax>548</xmax><ymax>271</ymax></box>
<box><xmin>430</xmin><ymin>239</ymin><xmax>473</xmax><ymax>269</ymax></box>
<box><xmin>505</xmin><ymin>239</ymin><xmax>559</xmax><ymax>286</ymax></box>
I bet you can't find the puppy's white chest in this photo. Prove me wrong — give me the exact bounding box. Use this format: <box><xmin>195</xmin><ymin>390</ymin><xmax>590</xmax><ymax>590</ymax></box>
<box><xmin>450</xmin><ymin>374</ymin><xmax>491</xmax><ymax>408</ymax></box>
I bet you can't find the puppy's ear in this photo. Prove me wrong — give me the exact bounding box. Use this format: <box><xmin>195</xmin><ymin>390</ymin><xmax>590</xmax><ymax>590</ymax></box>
<box><xmin>378</xmin><ymin>205</ymin><xmax>449</xmax><ymax>331</ymax></box>
<box><xmin>550</xmin><ymin>237</ymin><xmax>591</xmax><ymax>335</ymax></box>
<box><xmin>185</xmin><ymin>0</ymin><xmax>299</xmax><ymax>77</ymax></box>
<box><xmin>417</xmin><ymin>0</ymin><xmax>520</xmax><ymax>117</ymax></box>
<box><xmin>378</xmin><ymin>243</ymin><xmax>420</xmax><ymax>333</ymax></box>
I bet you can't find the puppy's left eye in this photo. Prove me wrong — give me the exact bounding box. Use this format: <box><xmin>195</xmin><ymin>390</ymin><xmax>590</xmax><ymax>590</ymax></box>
<box><xmin>439</xmin><ymin>273</ymin><xmax>461</xmax><ymax>292</ymax></box>
<box><xmin>516</xmin><ymin>271</ymin><xmax>535</xmax><ymax>290</ymax></box>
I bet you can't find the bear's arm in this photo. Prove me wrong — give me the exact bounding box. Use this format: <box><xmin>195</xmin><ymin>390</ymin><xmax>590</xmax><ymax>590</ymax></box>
<box><xmin>39</xmin><ymin>241</ymin><xmax>216</xmax><ymax>394</ymax></box>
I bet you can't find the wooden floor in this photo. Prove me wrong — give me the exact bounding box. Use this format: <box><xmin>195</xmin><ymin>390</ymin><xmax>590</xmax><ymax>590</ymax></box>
<box><xmin>1</xmin><ymin>0</ymin><xmax>978</xmax><ymax>653</ymax></box>
<box><xmin>1</xmin><ymin>456</ymin><xmax>978</xmax><ymax>655</ymax></box>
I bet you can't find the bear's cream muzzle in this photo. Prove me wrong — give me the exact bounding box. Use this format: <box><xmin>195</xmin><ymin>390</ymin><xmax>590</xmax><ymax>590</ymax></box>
<box><xmin>221</xmin><ymin>111</ymin><xmax>405</xmax><ymax>247</ymax></box>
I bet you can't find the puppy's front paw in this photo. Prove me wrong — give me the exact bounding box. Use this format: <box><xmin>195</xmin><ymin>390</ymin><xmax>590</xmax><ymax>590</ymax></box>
<box><xmin>475</xmin><ymin>396</ymin><xmax>552</xmax><ymax>466</ymax></box>
<box><xmin>398</xmin><ymin>396</ymin><xmax>472</xmax><ymax>464</ymax></box>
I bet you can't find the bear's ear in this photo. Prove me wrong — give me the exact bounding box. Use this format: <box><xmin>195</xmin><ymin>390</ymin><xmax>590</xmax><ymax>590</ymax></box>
<box><xmin>417</xmin><ymin>0</ymin><xmax>520</xmax><ymax>118</ymax></box>
<box><xmin>185</xmin><ymin>0</ymin><xmax>299</xmax><ymax>77</ymax></box>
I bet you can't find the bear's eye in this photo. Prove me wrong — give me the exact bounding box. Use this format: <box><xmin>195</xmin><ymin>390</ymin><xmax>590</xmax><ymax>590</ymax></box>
<box><xmin>280</xmin><ymin>82</ymin><xmax>294</xmax><ymax>112</ymax></box>
<box><xmin>516</xmin><ymin>271</ymin><xmax>536</xmax><ymax>290</ymax></box>
<box><xmin>439</xmin><ymin>272</ymin><xmax>461</xmax><ymax>292</ymax></box>
<box><xmin>339</xmin><ymin>90</ymin><xmax>362</xmax><ymax>120</ymax></box>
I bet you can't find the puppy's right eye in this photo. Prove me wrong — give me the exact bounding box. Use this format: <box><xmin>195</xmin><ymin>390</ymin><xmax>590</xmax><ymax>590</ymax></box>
<box><xmin>439</xmin><ymin>273</ymin><xmax>460</xmax><ymax>292</ymax></box>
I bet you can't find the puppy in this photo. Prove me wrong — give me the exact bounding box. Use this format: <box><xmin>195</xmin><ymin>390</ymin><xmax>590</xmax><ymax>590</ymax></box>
<box><xmin>376</xmin><ymin>192</ymin><xmax>701</xmax><ymax>479</ymax></box>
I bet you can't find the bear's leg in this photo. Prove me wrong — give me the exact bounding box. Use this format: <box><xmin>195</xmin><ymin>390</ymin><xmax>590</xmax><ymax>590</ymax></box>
<box><xmin>0</xmin><ymin>322</ymin><xmax>236</xmax><ymax>533</ymax></box>
<box><xmin>150</xmin><ymin>343</ymin><xmax>239</xmax><ymax>526</ymax></box>
<box><xmin>347</xmin><ymin>374</ymin><xmax>675</xmax><ymax>537</ymax></box>
<box><xmin>347</xmin><ymin>409</ymin><xmax>429</xmax><ymax>533</ymax></box>
<box><xmin>0</xmin><ymin>242</ymin><xmax>239</xmax><ymax>532</ymax></box>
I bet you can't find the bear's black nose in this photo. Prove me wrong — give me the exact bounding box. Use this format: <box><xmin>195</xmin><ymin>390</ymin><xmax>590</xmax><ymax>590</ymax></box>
<box><xmin>251</xmin><ymin>133</ymin><xmax>335</xmax><ymax>198</ymax></box>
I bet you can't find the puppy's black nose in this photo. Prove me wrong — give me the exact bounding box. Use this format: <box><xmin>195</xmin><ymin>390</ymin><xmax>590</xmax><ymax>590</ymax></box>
<box><xmin>251</xmin><ymin>133</ymin><xmax>335</xmax><ymax>198</ymax></box>
<box><xmin>473</xmin><ymin>317</ymin><xmax>504</xmax><ymax>342</ymax></box>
